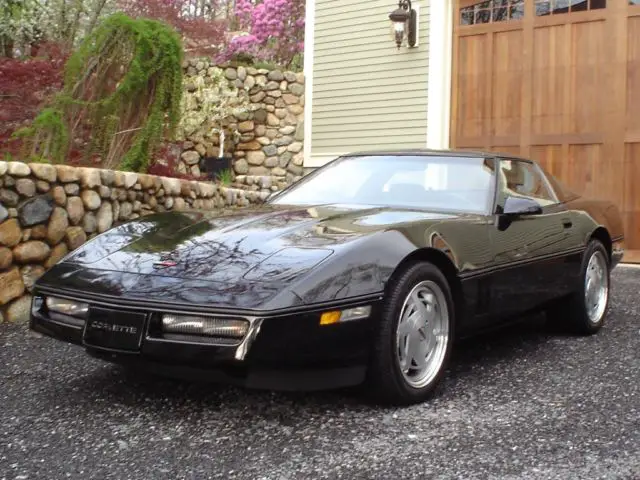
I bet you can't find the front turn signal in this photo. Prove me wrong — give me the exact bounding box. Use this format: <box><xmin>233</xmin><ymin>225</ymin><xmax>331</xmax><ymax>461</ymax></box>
<box><xmin>320</xmin><ymin>311</ymin><xmax>342</xmax><ymax>325</ymax></box>
<box><xmin>320</xmin><ymin>306</ymin><xmax>371</xmax><ymax>326</ymax></box>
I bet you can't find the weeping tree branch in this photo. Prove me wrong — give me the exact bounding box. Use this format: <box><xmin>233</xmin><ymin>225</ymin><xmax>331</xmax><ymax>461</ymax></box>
<box><xmin>15</xmin><ymin>12</ymin><xmax>184</xmax><ymax>172</ymax></box>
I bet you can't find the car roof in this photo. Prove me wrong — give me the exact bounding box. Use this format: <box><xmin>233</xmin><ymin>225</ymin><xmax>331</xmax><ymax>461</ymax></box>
<box><xmin>342</xmin><ymin>148</ymin><xmax>535</xmax><ymax>163</ymax></box>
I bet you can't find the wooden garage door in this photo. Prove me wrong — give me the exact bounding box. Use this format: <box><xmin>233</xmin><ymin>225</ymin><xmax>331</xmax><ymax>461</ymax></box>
<box><xmin>451</xmin><ymin>0</ymin><xmax>640</xmax><ymax>262</ymax></box>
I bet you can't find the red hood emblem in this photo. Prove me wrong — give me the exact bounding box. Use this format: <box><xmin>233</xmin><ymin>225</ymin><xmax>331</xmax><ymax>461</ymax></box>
<box><xmin>153</xmin><ymin>260</ymin><xmax>178</xmax><ymax>268</ymax></box>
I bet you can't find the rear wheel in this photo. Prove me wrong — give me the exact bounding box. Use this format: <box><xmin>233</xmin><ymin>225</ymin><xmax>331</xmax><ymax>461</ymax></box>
<box><xmin>367</xmin><ymin>262</ymin><xmax>455</xmax><ymax>405</ymax></box>
<box><xmin>546</xmin><ymin>239</ymin><xmax>610</xmax><ymax>335</ymax></box>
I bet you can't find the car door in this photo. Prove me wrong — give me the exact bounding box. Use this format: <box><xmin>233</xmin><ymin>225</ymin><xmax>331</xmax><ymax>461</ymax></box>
<box><xmin>488</xmin><ymin>158</ymin><xmax>577</xmax><ymax>319</ymax></box>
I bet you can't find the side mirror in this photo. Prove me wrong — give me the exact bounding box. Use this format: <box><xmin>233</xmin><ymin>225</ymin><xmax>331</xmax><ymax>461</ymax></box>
<box><xmin>503</xmin><ymin>196</ymin><xmax>542</xmax><ymax>216</ymax></box>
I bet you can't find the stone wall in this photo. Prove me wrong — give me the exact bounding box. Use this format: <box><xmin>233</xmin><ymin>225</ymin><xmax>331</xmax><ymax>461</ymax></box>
<box><xmin>178</xmin><ymin>59</ymin><xmax>305</xmax><ymax>185</ymax></box>
<box><xmin>0</xmin><ymin>160</ymin><xmax>266</xmax><ymax>323</ymax></box>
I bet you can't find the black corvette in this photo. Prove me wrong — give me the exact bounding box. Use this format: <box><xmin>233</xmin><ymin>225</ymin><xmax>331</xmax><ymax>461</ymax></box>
<box><xmin>30</xmin><ymin>150</ymin><xmax>625</xmax><ymax>404</ymax></box>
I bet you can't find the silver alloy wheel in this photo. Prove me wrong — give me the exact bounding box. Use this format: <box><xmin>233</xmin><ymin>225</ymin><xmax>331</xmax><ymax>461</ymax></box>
<box><xmin>584</xmin><ymin>250</ymin><xmax>609</xmax><ymax>324</ymax></box>
<box><xmin>395</xmin><ymin>280</ymin><xmax>450</xmax><ymax>389</ymax></box>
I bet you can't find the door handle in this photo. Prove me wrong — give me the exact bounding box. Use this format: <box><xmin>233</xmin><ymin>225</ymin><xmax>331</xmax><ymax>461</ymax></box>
<box><xmin>562</xmin><ymin>219</ymin><xmax>572</xmax><ymax>229</ymax></box>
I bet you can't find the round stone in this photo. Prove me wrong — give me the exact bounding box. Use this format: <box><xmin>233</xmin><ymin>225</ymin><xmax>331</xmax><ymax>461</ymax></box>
<box><xmin>119</xmin><ymin>202</ymin><xmax>133</xmax><ymax>219</ymax></box>
<box><xmin>36</xmin><ymin>180</ymin><xmax>50</xmax><ymax>193</ymax></box>
<box><xmin>99</xmin><ymin>185</ymin><xmax>111</xmax><ymax>199</ymax></box>
<box><xmin>244</xmin><ymin>76</ymin><xmax>256</xmax><ymax>90</ymax></box>
<box><xmin>288</xmin><ymin>83</ymin><xmax>304</xmax><ymax>96</ymax></box>
<box><xmin>18</xmin><ymin>195</ymin><xmax>54</xmax><ymax>227</ymax></box>
<box><xmin>283</xmin><ymin>93</ymin><xmax>299</xmax><ymax>105</ymax></box>
<box><xmin>246</xmin><ymin>151</ymin><xmax>266</xmax><ymax>166</ymax></box>
<box><xmin>46</xmin><ymin>207</ymin><xmax>69</xmax><ymax>245</ymax></box>
<box><xmin>263</xmin><ymin>145</ymin><xmax>278</xmax><ymax>156</ymax></box>
<box><xmin>52</xmin><ymin>186</ymin><xmax>66</xmax><ymax>206</ymax></box>
<box><xmin>64</xmin><ymin>183</ymin><xmax>80</xmax><ymax>195</ymax></box>
<box><xmin>13</xmin><ymin>241</ymin><xmax>51</xmax><ymax>263</ymax></box>
<box><xmin>44</xmin><ymin>242</ymin><xmax>68</xmax><ymax>269</ymax></box>
<box><xmin>66</xmin><ymin>196</ymin><xmax>85</xmax><ymax>225</ymax></box>
<box><xmin>7</xmin><ymin>162</ymin><xmax>31</xmax><ymax>177</ymax></box>
<box><xmin>20</xmin><ymin>265</ymin><xmax>45</xmax><ymax>292</ymax></box>
<box><xmin>65</xmin><ymin>226</ymin><xmax>87</xmax><ymax>250</ymax></box>
<box><xmin>80</xmin><ymin>168</ymin><xmax>102</xmax><ymax>188</ymax></box>
<box><xmin>268</xmin><ymin>70</ymin><xmax>284</xmax><ymax>82</ymax></box>
<box><xmin>234</xmin><ymin>159</ymin><xmax>249</xmax><ymax>174</ymax></box>
<box><xmin>81</xmin><ymin>190</ymin><xmax>101</xmax><ymax>210</ymax></box>
<box><xmin>0</xmin><ymin>267</ymin><xmax>25</xmax><ymax>306</ymax></box>
<box><xmin>96</xmin><ymin>202</ymin><xmax>113</xmax><ymax>233</ymax></box>
<box><xmin>5</xmin><ymin>294</ymin><xmax>32</xmax><ymax>322</ymax></box>
<box><xmin>56</xmin><ymin>165</ymin><xmax>79</xmax><ymax>183</ymax></box>
<box><xmin>15</xmin><ymin>179</ymin><xmax>36</xmax><ymax>197</ymax></box>
<box><xmin>0</xmin><ymin>204</ymin><xmax>7</xmax><ymax>223</ymax></box>
<box><xmin>30</xmin><ymin>163</ymin><xmax>56</xmax><ymax>182</ymax></box>
<box><xmin>288</xmin><ymin>142</ymin><xmax>303</xmax><ymax>153</ymax></box>
<box><xmin>0</xmin><ymin>189</ymin><xmax>19</xmax><ymax>207</ymax></box>
<box><xmin>82</xmin><ymin>212</ymin><xmax>97</xmax><ymax>233</ymax></box>
<box><xmin>30</xmin><ymin>224</ymin><xmax>47</xmax><ymax>240</ymax></box>
<box><xmin>181</xmin><ymin>151</ymin><xmax>201</xmax><ymax>166</ymax></box>
<box><xmin>0</xmin><ymin>246</ymin><xmax>13</xmax><ymax>269</ymax></box>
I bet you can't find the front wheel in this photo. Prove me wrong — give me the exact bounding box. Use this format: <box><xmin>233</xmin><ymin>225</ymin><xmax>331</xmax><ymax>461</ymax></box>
<box><xmin>366</xmin><ymin>262</ymin><xmax>455</xmax><ymax>405</ymax></box>
<box><xmin>547</xmin><ymin>239</ymin><xmax>610</xmax><ymax>335</ymax></box>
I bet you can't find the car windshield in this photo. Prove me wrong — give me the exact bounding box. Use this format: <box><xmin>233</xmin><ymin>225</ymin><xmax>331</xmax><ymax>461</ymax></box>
<box><xmin>271</xmin><ymin>155</ymin><xmax>496</xmax><ymax>214</ymax></box>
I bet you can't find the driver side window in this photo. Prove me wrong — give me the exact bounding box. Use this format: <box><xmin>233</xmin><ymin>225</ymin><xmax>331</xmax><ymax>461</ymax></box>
<box><xmin>497</xmin><ymin>159</ymin><xmax>557</xmax><ymax>207</ymax></box>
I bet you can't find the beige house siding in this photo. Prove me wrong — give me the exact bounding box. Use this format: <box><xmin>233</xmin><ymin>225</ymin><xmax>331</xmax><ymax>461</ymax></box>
<box><xmin>308</xmin><ymin>0</ymin><xmax>431</xmax><ymax>167</ymax></box>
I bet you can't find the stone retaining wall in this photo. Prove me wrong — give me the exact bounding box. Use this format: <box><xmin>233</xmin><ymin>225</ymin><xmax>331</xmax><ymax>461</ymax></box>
<box><xmin>0</xmin><ymin>161</ymin><xmax>266</xmax><ymax>323</ymax></box>
<box><xmin>178</xmin><ymin>60</ymin><xmax>305</xmax><ymax>182</ymax></box>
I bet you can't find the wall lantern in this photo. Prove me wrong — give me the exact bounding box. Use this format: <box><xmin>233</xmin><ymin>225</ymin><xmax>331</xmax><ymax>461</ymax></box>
<box><xmin>388</xmin><ymin>0</ymin><xmax>418</xmax><ymax>50</ymax></box>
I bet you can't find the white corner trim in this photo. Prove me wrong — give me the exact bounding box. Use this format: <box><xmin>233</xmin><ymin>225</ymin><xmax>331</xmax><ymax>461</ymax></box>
<box><xmin>303</xmin><ymin>0</ymin><xmax>316</xmax><ymax>167</ymax></box>
<box><xmin>426</xmin><ymin>0</ymin><xmax>454</xmax><ymax>150</ymax></box>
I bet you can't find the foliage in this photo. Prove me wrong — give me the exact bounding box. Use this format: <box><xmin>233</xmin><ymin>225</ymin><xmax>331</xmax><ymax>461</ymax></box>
<box><xmin>215</xmin><ymin>167</ymin><xmax>233</xmax><ymax>185</ymax></box>
<box><xmin>0</xmin><ymin>0</ymin><xmax>117</xmax><ymax>56</ymax></box>
<box><xmin>16</xmin><ymin>12</ymin><xmax>184</xmax><ymax>172</ymax></box>
<box><xmin>1</xmin><ymin>0</ymin><xmax>46</xmax><ymax>56</ymax></box>
<box><xmin>220</xmin><ymin>0</ymin><xmax>305</xmax><ymax>70</ymax></box>
<box><xmin>118</xmin><ymin>0</ymin><xmax>229</xmax><ymax>56</ymax></box>
<box><xmin>176</xmin><ymin>65</ymin><xmax>253</xmax><ymax>148</ymax></box>
<box><xmin>0</xmin><ymin>43</ymin><xmax>67</xmax><ymax>155</ymax></box>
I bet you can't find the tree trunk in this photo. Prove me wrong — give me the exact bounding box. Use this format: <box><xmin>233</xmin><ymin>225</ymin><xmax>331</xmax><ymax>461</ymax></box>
<box><xmin>2</xmin><ymin>37</ymin><xmax>14</xmax><ymax>58</ymax></box>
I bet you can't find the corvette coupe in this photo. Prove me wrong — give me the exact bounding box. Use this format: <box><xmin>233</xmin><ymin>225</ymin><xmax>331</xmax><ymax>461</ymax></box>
<box><xmin>30</xmin><ymin>150</ymin><xmax>625</xmax><ymax>405</ymax></box>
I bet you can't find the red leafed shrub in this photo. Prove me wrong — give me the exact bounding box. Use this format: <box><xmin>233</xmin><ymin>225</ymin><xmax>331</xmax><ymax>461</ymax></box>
<box><xmin>118</xmin><ymin>0</ymin><xmax>229</xmax><ymax>57</ymax></box>
<box><xmin>0</xmin><ymin>43</ymin><xmax>68</xmax><ymax>156</ymax></box>
<box><xmin>147</xmin><ymin>143</ymin><xmax>201</xmax><ymax>180</ymax></box>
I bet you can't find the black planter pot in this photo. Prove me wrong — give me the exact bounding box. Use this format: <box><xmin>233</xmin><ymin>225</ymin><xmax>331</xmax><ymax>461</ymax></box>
<box><xmin>201</xmin><ymin>156</ymin><xmax>233</xmax><ymax>180</ymax></box>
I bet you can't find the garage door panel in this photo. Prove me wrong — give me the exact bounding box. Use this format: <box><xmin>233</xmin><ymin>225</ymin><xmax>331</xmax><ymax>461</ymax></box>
<box><xmin>626</xmin><ymin>16</ymin><xmax>640</xmax><ymax>134</ymax></box>
<box><xmin>530</xmin><ymin>145</ymin><xmax>563</xmax><ymax>179</ymax></box>
<box><xmin>492</xmin><ymin>30</ymin><xmax>523</xmax><ymax>137</ymax></box>
<box><xmin>532</xmin><ymin>25</ymin><xmax>566</xmax><ymax>136</ymax></box>
<box><xmin>457</xmin><ymin>34</ymin><xmax>490</xmax><ymax>139</ymax></box>
<box><xmin>570</xmin><ymin>20</ymin><xmax>606</xmax><ymax>135</ymax></box>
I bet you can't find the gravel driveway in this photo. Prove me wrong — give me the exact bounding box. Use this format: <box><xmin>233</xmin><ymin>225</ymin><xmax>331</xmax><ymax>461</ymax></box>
<box><xmin>1</xmin><ymin>268</ymin><xmax>639</xmax><ymax>480</ymax></box>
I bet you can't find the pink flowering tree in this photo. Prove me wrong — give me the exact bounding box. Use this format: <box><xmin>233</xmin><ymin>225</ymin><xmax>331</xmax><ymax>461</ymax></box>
<box><xmin>220</xmin><ymin>0</ymin><xmax>305</xmax><ymax>69</ymax></box>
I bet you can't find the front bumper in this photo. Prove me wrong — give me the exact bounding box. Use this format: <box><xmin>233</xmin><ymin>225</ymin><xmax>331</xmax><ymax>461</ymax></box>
<box><xmin>29</xmin><ymin>290</ymin><xmax>383</xmax><ymax>391</ymax></box>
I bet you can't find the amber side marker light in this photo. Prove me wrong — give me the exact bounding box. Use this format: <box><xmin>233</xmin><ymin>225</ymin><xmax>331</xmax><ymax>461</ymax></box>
<box><xmin>320</xmin><ymin>306</ymin><xmax>372</xmax><ymax>325</ymax></box>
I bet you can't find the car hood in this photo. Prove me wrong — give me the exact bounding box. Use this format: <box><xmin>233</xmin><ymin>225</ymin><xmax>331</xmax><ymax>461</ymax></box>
<box><xmin>59</xmin><ymin>203</ymin><xmax>459</xmax><ymax>284</ymax></box>
<box><xmin>36</xmin><ymin>203</ymin><xmax>475</xmax><ymax>310</ymax></box>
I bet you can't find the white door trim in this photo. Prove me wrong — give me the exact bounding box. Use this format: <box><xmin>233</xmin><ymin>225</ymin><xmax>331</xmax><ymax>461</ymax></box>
<box><xmin>426</xmin><ymin>0</ymin><xmax>454</xmax><ymax>150</ymax></box>
<box><xmin>303</xmin><ymin>0</ymin><xmax>316</xmax><ymax>167</ymax></box>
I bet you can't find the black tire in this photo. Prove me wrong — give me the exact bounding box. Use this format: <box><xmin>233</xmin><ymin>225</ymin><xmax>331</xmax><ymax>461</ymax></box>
<box><xmin>366</xmin><ymin>261</ymin><xmax>456</xmax><ymax>405</ymax></box>
<box><xmin>546</xmin><ymin>239</ymin><xmax>610</xmax><ymax>335</ymax></box>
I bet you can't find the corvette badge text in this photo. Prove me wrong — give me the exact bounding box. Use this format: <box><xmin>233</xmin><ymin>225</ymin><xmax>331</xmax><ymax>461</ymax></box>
<box><xmin>88</xmin><ymin>321</ymin><xmax>138</xmax><ymax>335</ymax></box>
